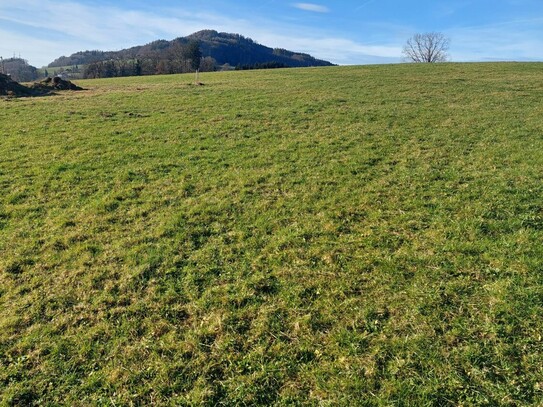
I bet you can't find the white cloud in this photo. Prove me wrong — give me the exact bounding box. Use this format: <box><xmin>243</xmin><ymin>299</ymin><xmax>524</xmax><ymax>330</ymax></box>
<box><xmin>0</xmin><ymin>0</ymin><xmax>251</xmax><ymax>66</ymax></box>
<box><xmin>1</xmin><ymin>0</ymin><xmax>543</xmax><ymax>67</ymax></box>
<box><xmin>446</xmin><ymin>19</ymin><xmax>543</xmax><ymax>61</ymax></box>
<box><xmin>0</xmin><ymin>0</ymin><xmax>400</xmax><ymax>66</ymax></box>
<box><xmin>292</xmin><ymin>3</ymin><xmax>330</xmax><ymax>13</ymax></box>
<box><xmin>0</xmin><ymin>29</ymin><xmax>72</xmax><ymax>67</ymax></box>
<box><xmin>255</xmin><ymin>33</ymin><xmax>401</xmax><ymax>64</ymax></box>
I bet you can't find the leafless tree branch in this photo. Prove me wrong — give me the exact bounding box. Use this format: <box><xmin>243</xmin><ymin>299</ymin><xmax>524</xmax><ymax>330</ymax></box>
<box><xmin>402</xmin><ymin>32</ymin><xmax>450</xmax><ymax>63</ymax></box>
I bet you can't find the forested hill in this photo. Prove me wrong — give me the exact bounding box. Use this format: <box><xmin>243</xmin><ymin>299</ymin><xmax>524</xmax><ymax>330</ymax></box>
<box><xmin>47</xmin><ymin>30</ymin><xmax>334</xmax><ymax>70</ymax></box>
<box><xmin>187</xmin><ymin>30</ymin><xmax>333</xmax><ymax>68</ymax></box>
<box><xmin>1</xmin><ymin>58</ymin><xmax>39</xmax><ymax>82</ymax></box>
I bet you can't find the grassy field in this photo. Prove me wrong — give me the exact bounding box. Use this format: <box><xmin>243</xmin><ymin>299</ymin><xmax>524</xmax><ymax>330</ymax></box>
<box><xmin>36</xmin><ymin>65</ymin><xmax>84</xmax><ymax>80</ymax></box>
<box><xmin>1</xmin><ymin>63</ymin><xmax>543</xmax><ymax>406</ymax></box>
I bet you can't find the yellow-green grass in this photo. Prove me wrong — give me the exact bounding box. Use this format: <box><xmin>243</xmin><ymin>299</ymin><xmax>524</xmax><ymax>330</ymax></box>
<box><xmin>1</xmin><ymin>63</ymin><xmax>543</xmax><ymax>405</ymax></box>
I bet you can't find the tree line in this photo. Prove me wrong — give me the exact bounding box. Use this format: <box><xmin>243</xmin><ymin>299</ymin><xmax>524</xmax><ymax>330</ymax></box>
<box><xmin>83</xmin><ymin>32</ymin><xmax>451</xmax><ymax>79</ymax></box>
<box><xmin>83</xmin><ymin>40</ymin><xmax>216</xmax><ymax>79</ymax></box>
<box><xmin>235</xmin><ymin>61</ymin><xmax>289</xmax><ymax>70</ymax></box>
<box><xmin>0</xmin><ymin>57</ymin><xmax>39</xmax><ymax>82</ymax></box>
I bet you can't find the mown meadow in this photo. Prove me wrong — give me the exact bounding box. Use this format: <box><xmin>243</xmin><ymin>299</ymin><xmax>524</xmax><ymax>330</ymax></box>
<box><xmin>1</xmin><ymin>63</ymin><xmax>543</xmax><ymax>405</ymax></box>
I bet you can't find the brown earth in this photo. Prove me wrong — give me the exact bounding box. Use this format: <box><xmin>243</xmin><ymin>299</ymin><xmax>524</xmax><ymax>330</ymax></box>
<box><xmin>0</xmin><ymin>73</ymin><xmax>35</xmax><ymax>97</ymax></box>
<box><xmin>1</xmin><ymin>74</ymin><xmax>84</xmax><ymax>98</ymax></box>
<box><xmin>31</xmin><ymin>77</ymin><xmax>84</xmax><ymax>91</ymax></box>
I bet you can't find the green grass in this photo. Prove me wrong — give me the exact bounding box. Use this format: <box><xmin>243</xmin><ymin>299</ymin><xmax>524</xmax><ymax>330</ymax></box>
<box><xmin>1</xmin><ymin>63</ymin><xmax>543</xmax><ymax>406</ymax></box>
<box><xmin>36</xmin><ymin>65</ymin><xmax>84</xmax><ymax>79</ymax></box>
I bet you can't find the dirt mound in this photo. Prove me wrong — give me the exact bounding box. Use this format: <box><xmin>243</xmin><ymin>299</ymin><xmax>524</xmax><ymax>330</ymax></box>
<box><xmin>0</xmin><ymin>73</ymin><xmax>34</xmax><ymax>97</ymax></box>
<box><xmin>1</xmin><ymin>74</ymin><xmax>84</xmax><ymax>98</ymax></box>
<box><xmin>32</xmin><ymin>77</ymin><xmax>84</xmax><ymax>91</ymax></box>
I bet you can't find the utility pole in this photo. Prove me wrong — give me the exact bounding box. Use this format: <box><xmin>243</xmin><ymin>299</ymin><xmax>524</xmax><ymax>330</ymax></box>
<box><xmin>0</xmin><ymin>56</ymin><xmax>4</xmax><ymax>74</ymax></box>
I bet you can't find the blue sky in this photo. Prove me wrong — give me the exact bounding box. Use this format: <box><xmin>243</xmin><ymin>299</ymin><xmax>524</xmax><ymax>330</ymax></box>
<box><xmin>1</xmin><ymin>0</ymin><xmax>543</xmax><ymax>67</ymax></box>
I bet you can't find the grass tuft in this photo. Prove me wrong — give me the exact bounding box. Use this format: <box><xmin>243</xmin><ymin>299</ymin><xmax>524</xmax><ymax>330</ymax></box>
<box><xmin>1</xmin><ymin>63</ymin><xmax>543</xmax><ymax>405</ymax></box>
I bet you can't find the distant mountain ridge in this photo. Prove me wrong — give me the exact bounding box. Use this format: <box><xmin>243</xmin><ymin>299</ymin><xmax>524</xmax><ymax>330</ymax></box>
<box><xmin>48</xmin><ymin>30</ymin><xmax>334</xmax><ymax>70</ymax></box>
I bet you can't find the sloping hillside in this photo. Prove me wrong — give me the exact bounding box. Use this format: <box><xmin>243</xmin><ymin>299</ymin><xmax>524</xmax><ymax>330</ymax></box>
<box><xmin>2</xmin><ymin>64</ymin><xmax>543</xmax><ymax>405</ymax></box>
<box><xmin>0</xmin><ymin>58</ymin><xmax>39</xmax><ymax>82</ymax></box>
<box><xmin>48</xmin><ymin>30</ymin><xmax>334</xmax><ymax>70</ymax></box>
<box><xmin>187</xmin><ymin>30</ymin><xmax>333</xmax><ymax>67</ymax></box>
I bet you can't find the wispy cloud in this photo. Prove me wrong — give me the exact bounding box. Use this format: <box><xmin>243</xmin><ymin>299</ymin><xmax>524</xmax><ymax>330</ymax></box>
<box><xmin>446</xmin><ymin>18</ymin><xmax>543</xmax><ymax>61</ymax></box>
<box><xmin>0</xmin><ymin>0</ymin><xmax>398</xmax><ymax>66</ymax></box>
<box><xmin>293</xmin><ymin>38</ymin><xmax>400</xmax><ymax>64</ymax></box>
<box><xmin>0</xmin><ymin>0</ymin><xmax>249</xmax><ymax>65</ymax></box>
<box><xmin>0</xmin><ymin>0</ymin><xmax>542</xmax><ymax>67</ymax></box>
<box><xmin>354</xmin><ymin>0</ymin><xmax>377</xmax><ymax>11</ymax></box>
<box><xmin>292</xmin><ymin>3</ymin><xmax>330</xmax><ymax>13</ymax></box>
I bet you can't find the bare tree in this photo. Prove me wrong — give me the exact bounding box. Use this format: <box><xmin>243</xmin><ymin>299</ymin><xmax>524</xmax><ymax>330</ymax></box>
<box><xmin>402</xmin><ymin>32</ymin><xmax>450</xmax><ymax>63</ymax></box>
